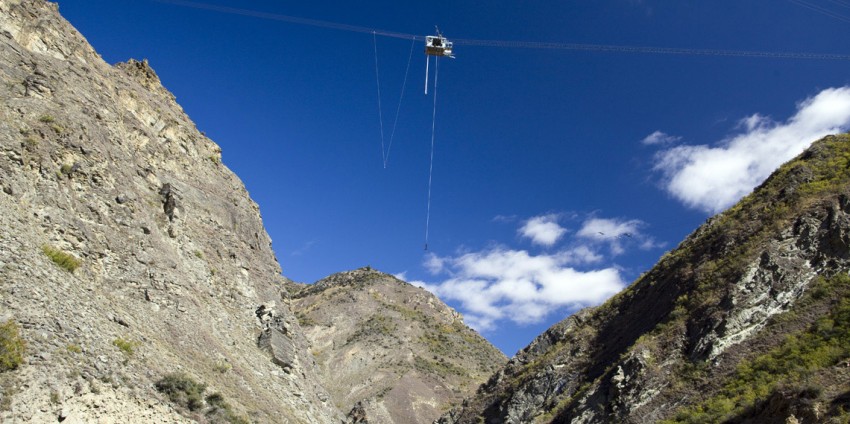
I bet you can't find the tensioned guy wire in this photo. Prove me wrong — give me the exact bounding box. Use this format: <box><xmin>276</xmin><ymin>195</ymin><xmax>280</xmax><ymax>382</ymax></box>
<box><xmin>155</xmin><ymin>0</ymin><xmax>850</xmax><ymax>60</ymax></box>
<box><xmin>788</xmin><ymin>0</ymin><xmax>850</xmax><ymax>23</ymax></box>
<box><xmin>383</xmin><ymin>39</ymin><xmax>416</xmax><ymax>168</ymax></box>
<box><xmin>373</xmin><ymin>35</ymin><xmax>416</xmax><ymax>168</ymax></box>
<box><xmin>372</xmin><ymin>32</ymin><xmax>386</xmax><ymax>167</ymax></box>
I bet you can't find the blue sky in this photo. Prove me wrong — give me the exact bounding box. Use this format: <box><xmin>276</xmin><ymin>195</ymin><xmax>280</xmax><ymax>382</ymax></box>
<box><xmin>58</xmin><ymin>0</ymin><xmax>850</xmax><ymax>355</ymax></box>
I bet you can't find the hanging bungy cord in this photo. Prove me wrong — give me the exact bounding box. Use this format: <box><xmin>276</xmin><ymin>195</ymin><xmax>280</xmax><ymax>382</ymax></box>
<box><xmin>424</xmin><ymin>56</ymin><xmax>439</xmax><ymax>250</ymax></box>
<box><xmin>373</xmin><ymin>32</ymin><xmax>416</xmax><ymax>168</ymax></box>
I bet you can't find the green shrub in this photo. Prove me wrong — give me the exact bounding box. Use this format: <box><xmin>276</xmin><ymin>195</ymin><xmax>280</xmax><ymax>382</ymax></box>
<box><xmin>212</xmin><ymin>361</ymin><xmax>231</xmax><ymax>374</ymax></box>
<box><xmin>155</xmin><ymin>373</ymin><xmax>207</xmax><ymax>411</ymax></box>
<box><xmin>42</xmin><ymin>245</ymin><xmax>80</xmax><ymax>273</ymax></box>
<box><xmin>38</xmin><ymin>115</ymin><xmax>55</xmax><ymax>123</ymax></box>
<box><xmin>156</xmin><ymin>373</ymin><xmax>248</xmax><ymax>422</ymax></box>
<box><xmin>112</xmin><ymin>338</ymin><xmax>139</xmax><ymax>356</ymax></box>
<box><xmin>0</xmin><ymin>320</ymin><xmax>25</xmax><ymax>371</ymax></box>
<box><xmin>205</xmin><ymin>392</ymin><xmax>249</xmax><ymax>424</ymax></box>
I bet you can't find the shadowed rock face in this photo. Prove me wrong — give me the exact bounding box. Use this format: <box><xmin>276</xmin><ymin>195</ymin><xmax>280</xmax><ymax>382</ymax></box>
<box><xmin>290</xmin><ymin>268</ymin><xmax>507</xmax><ymax>424</ymax></box>
<box><xmin>0</xmin><ymin>1</ymin><xmax>340</xmax><ymax>422</ymax></box>
<box><xmin>437</xmin><ymin>133</ymin><xmax>850</xmax><ymax>424</ymax></box>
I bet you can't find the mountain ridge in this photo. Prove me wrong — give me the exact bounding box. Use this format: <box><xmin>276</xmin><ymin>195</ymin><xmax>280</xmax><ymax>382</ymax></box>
<box><xmin>3</xmin><ymin>2</ymin><xmax>850</xmax><ymax>424</ymax></box>
<box><xmin>438</xmin><ymin>133</ymin><xmax>850</xmax><ymax>423</ymax></box>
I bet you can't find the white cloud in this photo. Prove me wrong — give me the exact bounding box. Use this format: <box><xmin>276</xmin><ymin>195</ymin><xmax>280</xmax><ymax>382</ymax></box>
<box><xmin>641</xmin><ymin>130</ymin><xmax>681</xmax><ymax>145</ymax></box>
<box><xmin>519</xmin><ymin>214</ymin><xmax>567</xmax><ymax>246</ymax></box>
<box><xmin>415</xmin><ymin>247</ymin><xmax>625</xmax><ymax>332</ymax></box>
<box><xmin>576</xmin><ymin>217</ymin><xmax>646</xmax><ymax>255</ymax></box>
<box><xmin>654</xmin><ymin>87</ymin><xmax>850</xmax><ymax>213</ymax></box>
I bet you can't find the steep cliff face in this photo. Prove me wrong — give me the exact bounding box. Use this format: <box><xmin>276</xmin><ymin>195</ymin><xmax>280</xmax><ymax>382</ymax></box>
<box><xmin>290</xmin><ymin>268</ymin><xmax>507</xmax><ymax>424</ymax></box>
<box><xmin>0</xmin><ymin>1</ymin><xmax>340</xmax><ymax>422</ymax></box>
<box><xmin>439</xmin><ymin>133</ymin><xmax>850</xmax><ymax>424</ymax></box>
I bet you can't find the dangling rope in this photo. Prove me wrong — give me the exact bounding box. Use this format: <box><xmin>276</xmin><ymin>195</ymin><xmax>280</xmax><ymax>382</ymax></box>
<box><xmin>424</xmin><ymin>55</ymin><xmax>430</xmax><ymax>95</ymax></box>
<box><xmin>372</xmin><ymin>32</ymin><xmax>386</xmax><ymax>166</ymax></box>
<box><xmin>383</xmin><ymin>39</ymin><xmax>416</xmax><ymax>168</ymax></box>
<box><xmin>424</xmin><ymin>56</ymin><xmax>439</xmax><ymax>251</ymax></box>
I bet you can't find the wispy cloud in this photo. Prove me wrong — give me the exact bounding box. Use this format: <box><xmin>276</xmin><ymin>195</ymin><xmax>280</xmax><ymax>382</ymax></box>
<box><xmin>289</xmin><ymin>240</ymin><xmax>317</xmax><ymax>256</ymax></box>
<box><xmin>519</xmin><ymin>214</ymin><xmax>567</xmax><ymax>246</ymax></box>
<box><xmin>641</xmin><ymin>130</ymin><xmax>681</xmax><ymax>146</ymax></box>
<box><xmin>654</xmin><ymin>87</ymin><xmax>850</xmax><ymax>213</ymax></box>
<box><xmin>492</xmin><ymin>214</ymin><xmax>518</xmax><ymax>223</ymax></box>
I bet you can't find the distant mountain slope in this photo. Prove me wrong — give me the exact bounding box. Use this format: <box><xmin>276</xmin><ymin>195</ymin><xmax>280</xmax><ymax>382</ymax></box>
<box><xmin>439</xmin><ymin>133</ymin><xmax>850</xmax><ymax>424</ymax></box>
<box><xmin>290</xmin><ymin>268</ymin><xmax>507</xmax><ymax>424</ymax></box>
<box><xmin>0</xmin><ymin>1</ymin><xmax>339</xmax><ymax>422</ymax></box>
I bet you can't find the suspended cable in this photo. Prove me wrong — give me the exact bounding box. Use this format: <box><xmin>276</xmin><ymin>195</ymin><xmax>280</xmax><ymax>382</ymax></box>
<box><xmin>372</xmin><ymin>32</ymin><xmax>387</xmax><ymax>168</ymax></box>
<box><xmin>825</xmin><ymin>0</ymin><xmax>850</xmax><ymax>9</ymax></box>
<box><xmin>451</xmin><ymin>38</ymin><xmax>850</xmax><ymax>60</ymax></box>
<box><xmin>154</xmin><ymin>0</ymin><xmax>850</xmax><ymax>60</ymax></box>
<box><xmin>787</xmin><ymin>0</ymin><xmax>850</xmax><ymax>23</ymax></box>
<box><xmin>154</xmin><ymin>0</ymin><xmax>421</xmax><ymax>41</ymax></box>
<box><xmin>424</xmin><ymin>57</ymin><xmax>439</xmax><ymax>251</ymax></box>
<box><xmin>383</xmin><ymin>39</ymin><xmax>417</xmax><ymax>168</ymax></box>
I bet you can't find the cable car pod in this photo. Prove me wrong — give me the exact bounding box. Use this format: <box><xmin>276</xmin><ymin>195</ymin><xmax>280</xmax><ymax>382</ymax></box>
<box><xmin>425</xmin><ymin>35</ymin><xmax>454</xmax><ymax>58</ymax></box>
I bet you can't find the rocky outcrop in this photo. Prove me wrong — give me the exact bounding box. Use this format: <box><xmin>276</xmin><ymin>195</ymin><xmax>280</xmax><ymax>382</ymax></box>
<box><xmin>0</xmin><ymin>0</ymin><xmax>340</xmax><ymax>422</ymax></box>
<box><xmin>290</xmin><ymin>268</ymin><xmax>507</xmax><ymax>424</ymax></box>
<box><xmin>439</xmin><ymin>134</ymin><xmax>850</xmax><ymax>423</ymax></box>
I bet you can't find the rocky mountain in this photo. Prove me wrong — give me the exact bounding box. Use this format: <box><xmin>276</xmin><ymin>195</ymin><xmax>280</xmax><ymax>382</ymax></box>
<box><xmin>289</xmin><ymin>268</ymin><xmax>506</xmax><ymax>424</ymax></box>
<box><xmin>0</xmin><ymin>2</ymin><xmax>509</xmax><ymax>423</ymax></box>
<box><xmin>0</xmin><ymin>0</ymin><xmax>342</xmax><ymax>422</ymax></box>
<box><xmin>5</xmin><ymin>2</ymin><xmax>850</xmax><ymax>424</ymax></box>
<box><xmin>438</xmin><ymin>133</ymin><xmax>850</xmax><ymax>423</ymax></box>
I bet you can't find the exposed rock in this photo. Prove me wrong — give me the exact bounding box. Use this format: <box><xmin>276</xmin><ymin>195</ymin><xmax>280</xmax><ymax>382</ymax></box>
<box><xmin>291</xmin><ymin>268</ymin><xmax>507</xmax><ymax>424</ymax></box>
<box><xmin>0</xmin><ymin>0</ymin><xmax>340</xmax><ymax>422</ymax></box>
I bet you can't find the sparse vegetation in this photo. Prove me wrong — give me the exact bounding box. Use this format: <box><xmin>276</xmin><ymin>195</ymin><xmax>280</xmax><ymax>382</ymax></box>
<box><xmin>295</xmin><ymin>312</ymin><xmax>316</xmax><ymax>327</ymax></box>
<box><xmin>0</xmin><ymin>376</ymin><xmax>18</xmax><ymax>411</ymax></box>
<box><xmin>213</xmin><ymin>360</ymin><xmax>232</xmax><ymax>374</ymax></box>
<box><xmin>0</xmin><ymin>320</ymin><xmax>25</xmax><ymax>371</ymax></box>
<box><xmin>66</xmin><ymin>344</ymin><xmax>82</xmax><ymax>354</ymax></box>
<box><xmin>112</xmin><ymin>337</ymin><xmax>139</xmax><ymax>356</ymax></box>
<box><xmin>38</xmin><ymin>115</ymin><xmax>55</xmax><ymax>123</ymax></box>
<box><xmin>205</xmin><ymin>392</ymin><xmax>250</xmax><ymax>424</ymax></box>
<box><xmin>42</xmin><ymin>244</ymin><xmax>80</xmax><ymax>272</ymax></box>
<box><xmin>156</xmin><ymin>373</ymin><xmax>207</xmax><ymax>411</ymax></box>
<box><xmin>345</xmin><ymin>314</ymin><xmax>397</xmax><ymax>345</ymax></box>
<box><xmin>413</xmin><ymin>355</ymin><xmax>469</xmax><ymax>378</ymax></box>
<box><xmin>155</xmin><ymin>373</ymin><xmax>248</xmax><ymax>423</ymax></box>
<box><xmin>663</xmin><ymin>274</ymin><xmax>850</xmax><ymax>423</ymax></box>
